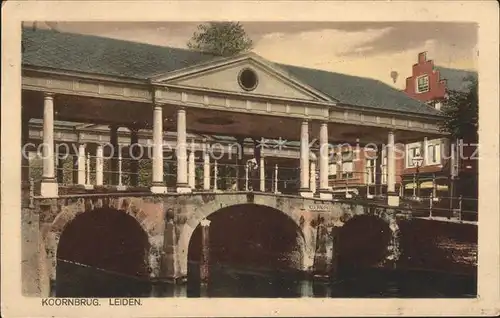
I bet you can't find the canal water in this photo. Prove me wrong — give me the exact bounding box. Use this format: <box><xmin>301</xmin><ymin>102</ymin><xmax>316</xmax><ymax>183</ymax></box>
<box><xmin>56</xmin><ymin>261</ymin><xmax>477</xmax><ymax>298</ymax></box>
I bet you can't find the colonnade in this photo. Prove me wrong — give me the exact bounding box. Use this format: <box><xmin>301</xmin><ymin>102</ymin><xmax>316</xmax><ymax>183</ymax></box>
<box><xmin>36</xmin><ymin>92</ymin><xmax>399</xmax><ymax>206</ymax></box>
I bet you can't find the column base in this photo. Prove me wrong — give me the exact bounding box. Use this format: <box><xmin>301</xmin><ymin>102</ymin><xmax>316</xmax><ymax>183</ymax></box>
<box><xmin>116</xmin><ymin>185</ymin><xmax>127</xmax><ymax>191</ymax></box>
<box><xmin>84</xmin><ymin>184</ymin><xmax>94</xmax><ymax>190</ymax></box>
<box><xmin>299</xmin><ymin>189</ymin><xmax>314</xmax><ymax>198</ymax></box>
<box><xmin>40</xmin><ymin>180</ymin><xmax>58</xmax><ymax>198</ymax></box>
<box><xmin>151</xmin><ymin>185</ymin><xmax>168</xmax><ymax>194</ymax></box>
<box><xmin>319</xmin><ymin>189</ymin><xmax>333</xmax><ymax>200</ymax></box>
<box><xmin>176</xmin><ymin>184</ymin><xmax>192</xmax><ymax>194</ymax></box>
<box><xmin>387</xmin><ymin>193</ymin><xmax>400</xmax><ymax>207</ymax></box>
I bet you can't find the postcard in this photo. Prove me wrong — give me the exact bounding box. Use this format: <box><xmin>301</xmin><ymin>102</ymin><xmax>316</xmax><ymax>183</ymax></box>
<box><xmin>1</xmin><ymin>1</ymin><xmax>499</xmax><ymax>317</ymax></box>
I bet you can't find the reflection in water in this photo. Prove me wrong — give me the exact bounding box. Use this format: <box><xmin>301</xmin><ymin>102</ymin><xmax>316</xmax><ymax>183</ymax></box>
<box><xmin>57</xmin><ymin>261</ymin><xmax>476</xmax><ymax>298</ymax></box>
<box><xmin>184</xmin><ymin>263</ymin><xmax>476</xmax><ymax>298</ymax></box>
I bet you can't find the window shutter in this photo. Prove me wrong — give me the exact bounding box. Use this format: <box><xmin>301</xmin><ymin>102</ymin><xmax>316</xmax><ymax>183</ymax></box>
<box><xmin>435</xmin><ymin>144</ymin><xmax>441</xmax><ymax>164</ymax></box>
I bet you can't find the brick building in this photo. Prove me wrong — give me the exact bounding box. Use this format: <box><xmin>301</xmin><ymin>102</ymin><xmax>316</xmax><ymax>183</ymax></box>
<box><xmin>401</xmin><ymin>52</ymin><xmax>477</xmax><ymax>206</ymax></box>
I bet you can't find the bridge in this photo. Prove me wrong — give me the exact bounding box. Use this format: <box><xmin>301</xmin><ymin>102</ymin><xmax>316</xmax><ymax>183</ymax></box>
<box><xmin>20</xmin><ymin>28</ymin><xmax>476</xmax><ymax>297</ymax></box>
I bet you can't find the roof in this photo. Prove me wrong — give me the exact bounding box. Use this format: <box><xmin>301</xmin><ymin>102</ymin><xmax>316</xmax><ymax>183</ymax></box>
<box><xmin>22</xmin><ymin>27</ymin><xmax>440</xmax><ymax>116</ymax></box>
<box><xmin>22</xmin><ymin>27</ymin><xmax>218</xmax><ymax>79</ymax></box>
<box><xmin>435</xmin><ymin>66</ymin><xmax>477</xmax><ymax>93</ymax></box>
<box><xmin>276</xmin><ymin>63</ymin><xmax>438</xmax><ymax>115</ymax></box>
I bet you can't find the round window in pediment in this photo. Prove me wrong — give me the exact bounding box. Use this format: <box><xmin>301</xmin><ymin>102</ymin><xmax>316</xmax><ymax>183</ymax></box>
<box><xmin>238</xmin><ymin>68</ymin><xmax>258</xmax><ymax>91</ymax></box>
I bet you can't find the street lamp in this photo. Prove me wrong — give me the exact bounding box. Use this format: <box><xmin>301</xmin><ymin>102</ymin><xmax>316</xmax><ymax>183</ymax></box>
<box><xmin>412</xmin><ymin>153</ymin><xmax>424</xmax><ymax>199</ymax></box>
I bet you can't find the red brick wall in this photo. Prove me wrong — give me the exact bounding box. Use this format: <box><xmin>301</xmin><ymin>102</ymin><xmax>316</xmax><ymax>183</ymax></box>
<box><xmin>404</xmin><ymin>52</ymin><xmax>447</xmax><ymax>103</ymax></box>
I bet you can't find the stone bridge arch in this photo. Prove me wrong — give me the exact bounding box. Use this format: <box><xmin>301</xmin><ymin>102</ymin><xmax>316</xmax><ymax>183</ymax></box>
<box><xmin>176</xmin><ymin>193</ymin><xmax>315</xmax><ymax>277</ymax></box>
<box><xmin>335</xmin><ymin>206</ymin><xmax>401</xmax><ymax>269</ymax></box>
<box><xmin>36</xmin><ymin>193</ymin><xmax>402</xmax><ymax>289</ymax></box>
<box><xmin>40</xmin><ymin>196</ymin><xmax>166</xmax><ymax>290</ymax></box>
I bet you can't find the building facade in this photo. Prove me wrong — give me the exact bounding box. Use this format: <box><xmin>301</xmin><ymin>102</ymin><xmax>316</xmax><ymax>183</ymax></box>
<box><xmin>401</xmin><ymin>52</ymin><xmax>478</xmax><ymax>213</ymax></box>
<box><xmin>21</xmin><ymin>28</ymin><xmax>446</xmax><ymax>205</ymax></box>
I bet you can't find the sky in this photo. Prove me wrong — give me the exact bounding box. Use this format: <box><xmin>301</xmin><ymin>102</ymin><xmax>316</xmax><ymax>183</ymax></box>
<box><xmin>28</xmin><ymin>21</ymin><xmax>478</xmax><ymax>89</ymax></box>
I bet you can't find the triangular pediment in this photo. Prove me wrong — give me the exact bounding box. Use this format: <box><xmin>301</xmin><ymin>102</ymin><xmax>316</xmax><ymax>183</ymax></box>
<box><xmin>150</xmin><ymin>53</ymin><xmax>333</xmax><ymax>102</ymax></box>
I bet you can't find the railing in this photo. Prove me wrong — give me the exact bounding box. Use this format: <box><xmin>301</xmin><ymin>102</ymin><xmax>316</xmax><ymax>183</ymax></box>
<box><xmin>399</xmin><ymin>195</ymin><xmax>478</xmax><ymax>221</ymax></box>
<box><xmin>22</xmin><ymin>156</ymin><xmax>302</xmax><ymax>194</ymax></box>
<box><xmin>22</xmin><ymin>155</ymin><xmax>478</xmax><ymax>221</ymax></box>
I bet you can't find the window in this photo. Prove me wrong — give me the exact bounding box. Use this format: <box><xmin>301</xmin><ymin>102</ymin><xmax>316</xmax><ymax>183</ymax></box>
<box><xmin>341</xmin><ymin>151</ymin><xmax>353</xmax><ymax>179</ymax></box>
<box><xmin>427</xmin><ymin>144</ymin><xmax>441</xmax><ymax>165</ymax></box>
<box><xmin>406</xmin><ymin>146</ymin><xmax>422</xmax><ymax>167</ymax></box>
<box><xmin>328</xmin><ymin>163</ymin><xmax>337</xmax><ymax>179</ymax></box>
<box><xmin>238</xmin><ymin>68</ymin><xmax>258</xmax><ymax>91</ymax></box>
<box><xmin>342</xmin><ymin>161</ymin><xmax>353</xmax><ymax>179</ymax></box>
<box><xmin>328</xmin><ymin>163</ymin><xmax>337</xmax><ymax>175</ymax></box>
<box><xmin>366</xmin><ymin>159</ymin><xmax>376</xmax><ymax>184</ymax></box>
<box><xmin>416</xmin><ymin>75</ymin><xmax>430</xmax><ymax>93</ymax></box>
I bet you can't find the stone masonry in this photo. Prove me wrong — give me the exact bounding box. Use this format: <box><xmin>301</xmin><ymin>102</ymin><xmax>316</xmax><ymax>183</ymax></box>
<box><xmin>23</xmin><ymin>191</ymin><xmax>405</xmax><ymax>296</ymax></box>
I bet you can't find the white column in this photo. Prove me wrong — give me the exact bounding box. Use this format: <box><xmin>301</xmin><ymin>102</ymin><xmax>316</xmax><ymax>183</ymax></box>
<box><xmin>213</xmin><ymin>160</ymin><xmax>218</xmax><ymax>191</ymax></box>
<box><xmin>95</xmin><ymin>144</ymin><xmax>103</xmax><ymax>186</ymax></box>
<box><xmin>423</xmin><ymin>137</ymin><xmax>429</xmax><ymax>166</ymax></box>
<box><xmin>77</xmin><ymin>143</ymin><xmax>86</xmax><ymax>185</ymax></box>
<box><xmin>203</xmin><ymin>148</ymin><xmax>210</xmax><ymax>190</ymax></box>
<box><xmin>176</xmin><ymin>107</ymin><xmax>190</xmax><ymax>193</ymax></box>
<box><xmin>117</xmin><ymin>147</ymin><xmax>124</xmax><ymax>189</ymax></box>
<box><xmin>387</xmin><ymin>130</ymin><xmax>399</xmax><ymax>206</ymax></box>
<box><xmin>259</xmin><ymin>156</ymin><xmax>265</xmax><ymax>192</ymax></box>
<box><xmin>188</xmin><ymin>142</ymin><xmax>196</xmax><ymax>189</ymax></box>
<box><xmin>274</xmin><ymin>164</ymin><xmax>279</xmax><ymax>193</ymax></box>
<box><xmin>151</xmin><ymin>105</ymin><xmax>167</xmax><ymax>193</ymax></box>
<box><xmin>310</xmin><ymin>160</ymin><xmax>316</xmax><ymax>194</ymax></box>
<box><xmin>40</xmin><ymin>93</ymin><xmax>58</xmax><ymax>197</ymax></box>
<box><xmin>299</xmin><ymin>120</ymin><xmax>312</xmax><ymax>197</ymax></box>
<box><xmin>318</xmin><ymin>122</ymin><xmax>332</xmax><ymax>199</ymax></box>
<box><xmin>86</xmin><ymin>152</ymin><xmax>91</xmax><ymax>186</ymax></box>
<box><xmin>245</xmin><ymin>163</ymin><xmax>249</xmax><ymax>191</ymax></box>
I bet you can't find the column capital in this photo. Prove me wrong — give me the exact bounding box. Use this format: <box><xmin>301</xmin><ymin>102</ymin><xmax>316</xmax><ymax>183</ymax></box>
<box><xmin>43</xmin><ymin>92</ymin><xmax>55</xmax><ymax>99</ymax></box>
<box><xmin>153</xmin><ymin>103</ymin><xmax>165</xmax><ymax>110</ymax></box>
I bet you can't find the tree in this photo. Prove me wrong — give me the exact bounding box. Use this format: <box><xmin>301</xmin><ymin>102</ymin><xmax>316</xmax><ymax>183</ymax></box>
<box><xmin>439</xmin><ymin>76</ymin><xmax>478</xmax><ymax>143</ymax></box>
<box><xmin>187</xmin><ymin>22</ymin><xmax>253</xmax><ymax>57</ymax></box>
<box><xmin>439</xmin><ymin>76</ymin><xmax>478</xmax><ymax>212</ymax></box>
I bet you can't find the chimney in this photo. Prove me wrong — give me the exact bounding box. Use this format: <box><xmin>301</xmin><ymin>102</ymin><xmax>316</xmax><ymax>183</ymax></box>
<box><xmin>418</xmin><ymin>52</ymin><xmax>427</xmax><ymax>64</ymax></box>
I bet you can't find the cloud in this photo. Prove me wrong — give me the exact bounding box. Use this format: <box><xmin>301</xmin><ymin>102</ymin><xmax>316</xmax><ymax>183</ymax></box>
<box><xmin>254</xmin><ymin>28</ymin><xmax>476</xmax><ymax>90</ymax></box>
<box><xmin>336</xmin><ymin>22</ymin><xmax>478</xmax><ymax>57</ymax></box>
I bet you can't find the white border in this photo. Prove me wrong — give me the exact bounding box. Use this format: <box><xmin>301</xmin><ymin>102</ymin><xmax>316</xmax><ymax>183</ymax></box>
<box><xmin>2</xmin><ymin>1</ymin><xmax>499</xmax><ymax>317</ymax></box>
